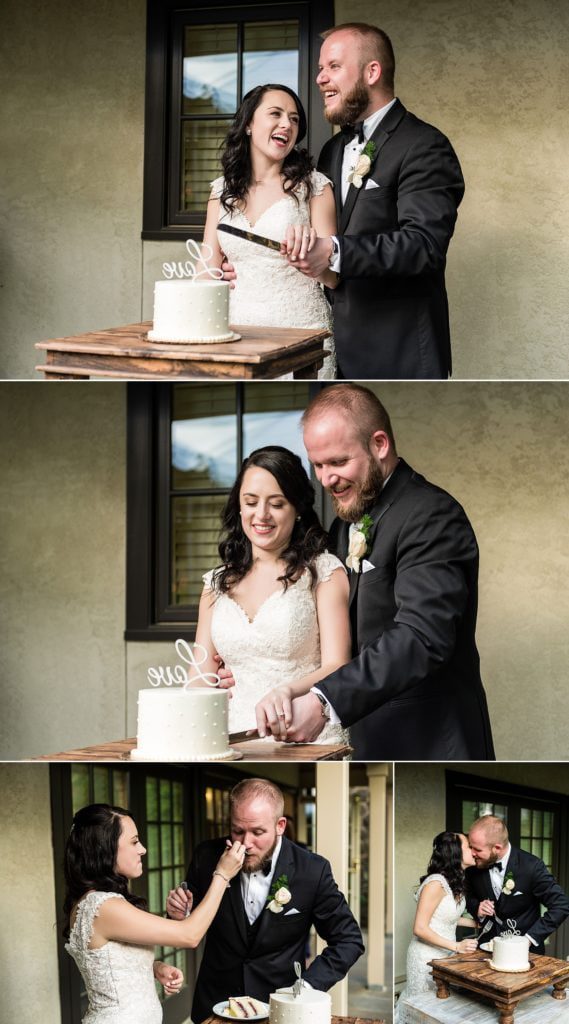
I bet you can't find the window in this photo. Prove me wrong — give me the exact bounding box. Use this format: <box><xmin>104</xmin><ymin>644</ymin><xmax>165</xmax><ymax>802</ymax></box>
<box><xmin>143</xmin><ymin>0</ymin><xmax>334</xmax><ymax>239</ymax></box>
<box><xmin>126</xmin><ymin>381</ymin><xmax>323</xmax><ymax>640</ymax></box>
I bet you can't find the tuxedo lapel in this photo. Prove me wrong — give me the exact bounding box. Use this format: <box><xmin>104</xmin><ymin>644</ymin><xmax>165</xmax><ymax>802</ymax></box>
<box><xmin>496</xmin><ymin>847</ymin><xmax>521</xmax><ymax>916</ymax></box>
<box><xmin>339</xmin><ymin>99</ymin><xmax>407</xmax><ymax>235</ymax></box>
<box><xmin>249</xmin><ymin>839</ymin><xmax>295</xmax><ymax>951</ymax></box>
<box><xmin>330</xmin><ymin>135</ymin><xmax>345</xmax><ymax>219</ymax></box>
<box><xmin>229</xmin><ymin>873</ymin><xmax>249</xmax><ymax>948</ymax></box>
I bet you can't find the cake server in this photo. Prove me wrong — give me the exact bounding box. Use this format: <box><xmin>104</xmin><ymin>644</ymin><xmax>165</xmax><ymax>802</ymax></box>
<box><xmin>217</xmin><ymin>223</ymin><xmax>282</xmax><ymax>251</ymax></box>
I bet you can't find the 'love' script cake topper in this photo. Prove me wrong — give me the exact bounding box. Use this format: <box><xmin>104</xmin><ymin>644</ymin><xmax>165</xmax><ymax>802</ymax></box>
<box><xmin>161</xmin><ymin>239</ymin><xmax>224</xmax><ymax>282</ymax></box>
<box><xmin>147</xmin><ymin>638</ymin><xmax>220</xmax><ymax>690</ymax></box>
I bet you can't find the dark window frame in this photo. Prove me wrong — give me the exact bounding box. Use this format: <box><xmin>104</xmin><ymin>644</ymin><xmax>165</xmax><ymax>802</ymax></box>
<box><xmin>142</xmin><ymin>0</ymin><xmax>334</xmax><ymax>240</ymax></box>
<box><xmin>125</xmin><ymin>382</ymin><xmax>325</xmax><ymax>642</ymax></box>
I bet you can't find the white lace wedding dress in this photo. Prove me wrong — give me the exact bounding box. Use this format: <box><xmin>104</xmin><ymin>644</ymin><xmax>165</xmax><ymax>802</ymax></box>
<box><xmin>211</xmin><ymin>169</ymin><xmax>336</xmax><ymax>378</ymax></box>
<box><xmin>203</xmin><ymin>551</ymin><xmax>349</xmax><ymax>745</ymax></box>
<box><xmin>66</xmin><ymin>892</ymin><xmax>162</xmax><ymax>1024</ymax></box>
<box><xmin>396</xmin><ymin>874</ymin><xmax>466</xmax><ymax>1023</ymax></box>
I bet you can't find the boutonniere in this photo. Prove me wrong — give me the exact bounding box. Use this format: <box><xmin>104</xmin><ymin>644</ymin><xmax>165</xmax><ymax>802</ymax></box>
<box><xmin>346</xmin><ymin>514</ymin><xmax>374</xmax><ymax>573</ymax></box>
<box><xmin>502</xmin><ymin>870</ymin><xmax>516</xmax><ymax>895</ymax></box>
<box><xmin>347</xmin><ymin>141</ymin><xmax>377</xmax><ymax>189</ymax></box>
<box><xmin>266</xmin><ymin>874</ymin><xmax>291</xmax><ymax>914</ymax></box>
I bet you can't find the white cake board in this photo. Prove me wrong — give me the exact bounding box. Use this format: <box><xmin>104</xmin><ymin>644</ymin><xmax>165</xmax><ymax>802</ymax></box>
<box><xmin>397</xmin><ymin>987</ymin><xmax>569</xmax><ymax>1024</ymax></box>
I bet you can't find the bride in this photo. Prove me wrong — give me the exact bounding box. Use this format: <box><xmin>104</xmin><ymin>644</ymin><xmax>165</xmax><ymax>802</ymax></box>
<box><xmin>203</xmin><ymin>83</ymin><xmax>338</xmax><ymax>379</ymax></box>
<box><xmin>396</xmin><ymin>832</ymin><xmax>478</xmax><ymax>1021</ymax></box>
<box><xmin>64</xmin><ymin>803</ymin><xmax>245</xmax><ymax>1024</ymax></box>
<box><xmin>188</xmin><ymin>445</ymin><xmax>351</xmax><ymax>744</ymax></box>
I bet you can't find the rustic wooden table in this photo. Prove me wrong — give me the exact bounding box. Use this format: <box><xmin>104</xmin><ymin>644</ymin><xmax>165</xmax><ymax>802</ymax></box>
<box><xmin>430</xmin><ymin>950</ymin><xmax>569</xmax><ymax>1024</ymax></box>
<box><xmin>201</xmin><ymin>1016</ymin><xmax>384</xmax><ymax>1024</ymax></box>
<box><xmin>35</xmin><ymin>322</ymin><xmax>330</xmax><ymax>379</ymax></box>
<box><xmin>31</xmin><ymin>737</ymin><xmax>352</xmax><ymax>762</ymax></box>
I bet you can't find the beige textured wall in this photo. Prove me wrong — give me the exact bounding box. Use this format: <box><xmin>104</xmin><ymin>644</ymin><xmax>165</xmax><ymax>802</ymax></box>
<box><xmin>336</xmin><ymin>0</ymin><xmax>569</xmax><ymax>378</ymax></box>
<box><xmin>1</xmin><ymin>381</ymin><xmax>567</xmax><ymax>759</ymax></box>
<box><xmin>0</xmin><ymin>764</ymin><xmax>60</xmax><ymax>1024</ymax></box>
<box><xmin>394</xmin><ymin>763</ymin><xmax>569</xmax><ymax>984</ymax></box>
<box><xmin>0</xmin><ymin>383</ymin><xmax>127</xmax><ymax>758</ymax></box>
<box><xmin>0</xmin><ymin>0</ymin><xmax>146</xmax><ymax>379</ymax></box>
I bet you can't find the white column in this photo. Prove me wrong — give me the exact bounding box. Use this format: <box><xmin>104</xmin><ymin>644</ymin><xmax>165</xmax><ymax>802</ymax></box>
<box><xmin>315</xmin><ymin>761</ymin><xmax>350</xmax><ymax>1015</ymax></box>
<box><xmin>367</xmin><ymin>763</ymin><xmax>388</xmax><ymax>987</ymax></box>
<box><xmin>386</xmin><ymin>778</ymin><xmax>393</xmax><ymax>935</ymax></box>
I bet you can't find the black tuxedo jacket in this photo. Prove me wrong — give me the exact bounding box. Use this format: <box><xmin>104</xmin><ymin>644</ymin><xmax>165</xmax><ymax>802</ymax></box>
<box><xmin>318</xmin><ymin>459</ymin><xmax>495</xmax><ymax>761</ymax></box>
<box><xmin>318</xmin><ymin>99</ymin><xmax>465</xmax><ymax>379</ymax></box>
<box><xmin>186</xmin><ymin>836</ymin><xmax>364</xmax><ymax>1023</ymax></box>
<box><xmin>465</xmin><ymin>846</ymin><xmax>569</xmax><ymax>954</ymax></box>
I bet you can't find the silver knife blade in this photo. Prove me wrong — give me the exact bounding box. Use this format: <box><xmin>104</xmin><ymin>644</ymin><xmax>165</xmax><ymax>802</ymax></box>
<box><xmin>218</xmin><ymin>223</ymin><xmax>282</xmax><ymax>251</ymax></box>
<box><xmin>229</xmin><ymin>729</ymin><xmax>261</xmax><ymax>743</ymax></box>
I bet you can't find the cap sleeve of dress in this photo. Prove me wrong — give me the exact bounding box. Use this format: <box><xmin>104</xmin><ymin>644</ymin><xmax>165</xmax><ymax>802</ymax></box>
<box><xmin>310</xmin><ymin>169</ymin><xmax>333</xmax><ymax>196</ymax></box>
<box><xmin>68</xmin><ymin>891</ymin><xmax>126</xmax><ymax>952</ymax></box>
<box><xmin>209</xmin><ymin>176</ymin><xmax>224</xmax><ymax>199</ymax></box>
<box><xmin>414</xmin><ymin>874</ymin><xmax>453</xmax><ymax>903</ymax></box>
<box><xmin>314</xmin><ymin>551</ymin><xmax>347</xmax><ymax>586</ymax></box>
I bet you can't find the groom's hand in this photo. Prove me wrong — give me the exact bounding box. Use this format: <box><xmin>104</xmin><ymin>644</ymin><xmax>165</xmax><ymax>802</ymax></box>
<box><xmin>285</xmin><ymin>237</ymin><xmax>333</xmax><ymax>279</ymax></box>
<box><xmin>166</xmin><ymin>885</ymin><xmax>193</xmax><ymax>920</ymax></box>
<box><xmin>282</xmin><ymin>692</ymin><xmax>326</xmax><ymax>743</ymax></box>
<box><xmin>255</xmin><ymin>685</ymin><xmax>293</xmax><ymax>741</ymax></box>
<box><xmin>221</xmin><ymin>254</ymin><xmax>237</xmax><ymax>288</ymax></box>
<box><xmin>478</xmin><ymin>899</ymin><xmax>495</xmax><ymax>919</ymax></box>
<box><xmin>214</xmin><ymin>655</ymin><xmax>235</xmax><ymax>696</ymax></box>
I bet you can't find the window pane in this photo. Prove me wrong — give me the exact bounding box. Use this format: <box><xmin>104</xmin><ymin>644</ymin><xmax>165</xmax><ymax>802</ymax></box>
<box><xmin>173</xmin><ymin>781</ymin><xmax>184</xmax><ymax>822</ymax></box>
<box><xmin>542</xmin><ymin>839</ymin><xmax>552</xmax><ymax>868</ymax></box>
<box><xmin>171</xmin><ymin>494</ymin><xmax>228</xmax><ymax>605</ymax></box>
<box><xmin>148</xmin><ymin>870</ymin><xmax>161</xmax><ymax>914</ymax></box>
<box><xmin>112</xmin><ymin>772</ymin><xmax>129</xmax><ymax>809</ymax></box>
<box><xmin>174</xmin><ymin>824</ymin><xmax>185</xmax><ymax>864</ymax></box>
<box><xmin>172</xmin><ymin>384</ymin><xmax>237</xmax><ymax>489</ymax></box>
<box><xmin>183</xmin><ymin>25</ymin><xmax>238</xmax><ymax>115</ymax></box>
<box><xmin>93</xmin><ymin>767</ymin><xmax>110</xmax><ymax>804</ymax></box>
<box><xmin>243</xmin><ymin>382</ymin><xmax>310</xmax><ymax>470</ymax></box>
<box><xmin>532</xmin><ymin>809</ymin><xmax>543</xmax><ymax>834</ymax></box>
<box><xmin>71</xmin><ymin>766</ymin><xmax>90</xmax><ymax>812</ymax></box>
<box><xmin>161</xmin><ymin>825</ymin><xmax>173</xmax><ymax>866</ymax></box>
<box><xmin>147</xmin><ymin>777</ymin><xmax>159</xmax><ymax>820</ymax></box>
<box><xmin>148</xmin><ymin>824</ymin><xmax>160</xmax><ymax>865</ymax></box>
<box><xmin>181</xmin><ymin>119</ymin><xmax>230</xmax><ymax>212</ymax></box>
<box><xmin>160</xmin><ymin>780</ymin><xmax>172</xmax><ymax>820</ymax></box>
<box><xmin>521</xmin><ymin>807</ymin><xmax>531</xmax><ymax>835</ymax></box>
<box><xmin>243</xmin><ymin>21</ymin><xmax>299</xmax><ymax>93</ymax></box>
<box><xmin>543</xmin><ymin>811</ymin><xmax>553</xmax><ymax>837</ymax></box>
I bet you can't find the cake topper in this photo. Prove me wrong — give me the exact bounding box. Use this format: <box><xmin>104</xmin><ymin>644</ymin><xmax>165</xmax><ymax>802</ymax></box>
<box><xmin>293</xmin><ymin>961</ymin><xmax>303</xmax><ymax>998</ymax></box>
<box><xmin>161</xmin><ymin>239</ymin><xmax>224</xmax><ymax>282</ymax></box>
<box><xmin>147</xmin><ymin>638</ymin><xmax>221</xmax><ymax>690</ymax></box>
<box><xmin>501</xmin><ymin>919</ymin><xmax>521</xmax><ymax>937</ymax></box>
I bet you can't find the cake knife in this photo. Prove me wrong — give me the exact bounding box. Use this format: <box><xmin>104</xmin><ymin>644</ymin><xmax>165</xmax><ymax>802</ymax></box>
<box><xmin>217</xmin><ymin>223</ymin><xmax>282</xmax><ymax>251</ymax></box>
<box><xmin>229</xmin><ymin>728</ymin><xmax>261</xmax><ymax>743</ymax></box>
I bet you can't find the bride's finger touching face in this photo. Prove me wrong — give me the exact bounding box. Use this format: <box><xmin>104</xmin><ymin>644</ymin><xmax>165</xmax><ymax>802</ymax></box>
<box><xmin>114</xmin><ymin>816</ymin><xmax>147</xmax><ymax>879</ymax></box>
<box><xmin>247</xmin><ymin>89</ymin><xmax>300</xmax><ymax>164</ymax></box>
<box><xmin>239</xmin><ymin>466</ymin><xmax>297</xmax><ymax>555</ymax></box>
<box><xmin>460</xmin><ymin>833</ymin><xmax>476</xmax><ymax>869</ymax></box>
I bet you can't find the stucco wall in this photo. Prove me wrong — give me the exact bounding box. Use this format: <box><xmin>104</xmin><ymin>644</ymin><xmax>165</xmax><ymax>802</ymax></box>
<box><xmin>0</xmin><ymin>764</ymin><xmax>60</xmax><ymax>1024</ymax></box>
<box><xmin>0</xmin><ymin>0</ymin><xmax>146</xmax><ymax>380</ymax></box>
<box><xmin>394</xmin><ymin>763</ymin><xmax>569</xmax><ymax>984</ymax></box>
<box><xmin>0</xmin><ymin>383</ymin><xmax>127</xmax><ymax>758</ymax></box>
<box><xmin>1</xmin><ymin>381</ymin><xmax>567</xmax><ymax>759</ymax></box>
<box><xmin>1</xmin><ymin>1</ymin><xmax>568</xmax><ymax>379</ymax></box>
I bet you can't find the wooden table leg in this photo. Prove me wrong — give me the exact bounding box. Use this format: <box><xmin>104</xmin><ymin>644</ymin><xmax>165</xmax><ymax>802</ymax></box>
<box><xmin>293</xmin><ymin>362</ymin><xmax>318</xmax><ymax>379</ymax></box>
<box><xmin>552</xmin><ymin>981</ymin><xmax>567</xmax><ymax>999</ymax></box>
<box><xmin>433</xmin><ymin>977</ymin><xmax>450</xmax><ymax>999</ymax></box>
<box><xmin>497</xmin><ymin>1000</ymin><xmax>518</xmax><ymax>1024</ymax></box>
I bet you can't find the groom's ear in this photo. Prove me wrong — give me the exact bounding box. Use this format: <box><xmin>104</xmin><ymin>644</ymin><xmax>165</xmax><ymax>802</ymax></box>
<box><xmin>369</xmin><ymin>429</ymin><xmax>391</xmax><ymax>462</ymax></box>
<box><xmin>276</xmin><ymin>816</ymin><xmax>287</xmax><ymax>836</ymax></box>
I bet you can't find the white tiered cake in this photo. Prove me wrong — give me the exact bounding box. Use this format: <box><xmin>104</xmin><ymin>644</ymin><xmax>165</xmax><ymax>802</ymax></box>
<box><xmin>131</xmin><ymin>687</ymin><xmax>235</xmax><ymax>762</ymax></box>
<box><xmin>490</xmin><ymin>934</ymin><xmax>530</xmax><ymax>972</ymax></box>
<box><xmin>148</xmin><ymin>278</ymin><xmax>238</xmax><ymax>344</ymax></box>
<box><xmin>269</xmin><ymin>989</ymin><xmax>331</xmax><ymax>1024</ymax></box>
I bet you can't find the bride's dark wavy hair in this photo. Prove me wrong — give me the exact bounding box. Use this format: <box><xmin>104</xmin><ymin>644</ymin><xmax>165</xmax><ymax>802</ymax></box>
<box><xmin>62</xmin><ymin>803</ymin><xmax>147</xmax><ymax>937</ymax></box>
<box><xmin>215</xmin><ymin>446</ymin><xmax>328</xmax><ymax>593</ymax></box>
<box><xmin>420</xmin><ymin>831</ymin><xmax>466</xmax><ymax>901</ymax></box>
<box><xmin>219</xmin><ymin>84</ymin><xmax>314</xmax><ymax>212</ymax></box>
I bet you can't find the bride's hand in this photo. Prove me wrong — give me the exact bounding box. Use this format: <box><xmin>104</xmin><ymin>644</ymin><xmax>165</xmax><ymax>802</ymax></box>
<box><xmin>456</xmin><ymin>938</ymin><xmax>478</xmax><ymax>953</ymax></box>
<box><xmin>255</xmin><ymin>686</ymin><xmax>293</xmax><ymax>741</ymax></box>
<box><xmin>280</xmin><ymin>225</ymin><xmax>317</xmax><ymax>263</ymax></box>
<box><xmin>215</xmin><ymin>840</ymin><xmax>246</xmax><ymax>880</ymax></box>
<box><xmin>214</xmin><ymin>655</ymin><xmax>235</xmax><ymax>697</ymax></box>
<box><xmin>153</xmin><ymin>961</ymin><xmax>184</xmax><ymax>995</ymax></box>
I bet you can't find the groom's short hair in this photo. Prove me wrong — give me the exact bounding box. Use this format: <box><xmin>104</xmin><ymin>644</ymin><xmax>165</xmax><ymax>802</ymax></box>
<box><xmin>230</xmin><ymin>778</ymin><xmax>285</xmax><ymax>819</ymax></box>
<box><xmin>321</xmin><ymin>23</ymin><xmax>395</xmax><ymax>92</ymax></box>
<box><xmin>302</xmin><ymin>383</ymin><xmax>396</xmax><ymax>453</ymax></box>
<box><xmin>471</xmin><ymin>815</ymin><xmax>509</xmax><ymax>845</ymax></box>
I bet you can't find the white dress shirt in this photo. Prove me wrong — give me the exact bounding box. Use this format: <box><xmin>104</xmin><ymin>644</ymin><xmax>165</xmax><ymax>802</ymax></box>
<box><xmin>490</xmin><ymin>844</ymin><xmax>511</xmax><ymax>898</ymax></box>
<box><xmin>240</xmin><ymin>836</ymin><xmax>282</xmax><ymax>924</ymax></box>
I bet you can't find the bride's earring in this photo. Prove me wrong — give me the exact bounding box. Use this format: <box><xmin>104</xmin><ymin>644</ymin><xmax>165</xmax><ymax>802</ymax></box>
<box><xmin>246</xmin><ymin>128</ymin><xmax>252</xmax><ymax>136</ymax></box>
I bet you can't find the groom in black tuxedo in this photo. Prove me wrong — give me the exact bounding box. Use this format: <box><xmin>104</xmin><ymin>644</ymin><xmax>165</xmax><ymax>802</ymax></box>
<box><xmin>465</xmin><ymin>815</ymin><xmax>569</xmax><ymax>953</ymax></box>
<box><xmin>289</xmin><ymin>22</ymin><xmax>464</xmax><ymax>379</ymax></box>
<box><xmin>166</xmin><ymin>778</ymin><xmax>363</xmax><ymax>1024</ymax></box>
<box><xmin>274</xmin><ymin>384</ymin><xmax>495</xmax><ymax>761</ymax></box>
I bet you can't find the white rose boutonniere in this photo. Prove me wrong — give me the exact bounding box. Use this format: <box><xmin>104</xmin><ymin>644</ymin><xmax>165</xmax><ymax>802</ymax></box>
<box><xmin>346</xmin><ymin>514</ymin><xmax>374</xmax><ymax>573</ymax></box>
<box><xmin>502</xmin><ymin>871</ymin><xmax>516</xmax><ymax>895</ymax></box>
<box><xmin>347</xmin><ymin>141</ymin><xmax>377</xmax><ymax>189</ymax></box>
<box><xmin>266</xmin><ymin>875</ymin><xmax>291</xmax><ymax>914</ymax></box>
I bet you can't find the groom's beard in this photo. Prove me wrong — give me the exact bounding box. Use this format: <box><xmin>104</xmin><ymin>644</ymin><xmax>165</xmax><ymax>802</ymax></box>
<box><xmin>240</xmin><ymin>834</ymin><xmax>278</xmax><ymax>874</ymax></box>
<box><xmin>474</xmin><ymin>852</ymin><xmax>500</xmax><ymax>870</ymax></box>
<box><xmin>323</xmin><ymin>75</ymin><xmax>370</xmax><ymax>127</ymax></box>
<box><xmin>331</xmin><ymin>457</ymin><xmax>384</xmax><ymax>523</ymax></box>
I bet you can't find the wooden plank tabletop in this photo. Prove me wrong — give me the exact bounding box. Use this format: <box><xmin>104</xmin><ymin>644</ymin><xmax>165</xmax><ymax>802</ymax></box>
<box><xmin>201</xmin><ymin>1017</ymin><xmax>384</xmax><ymax>1024</ymax></box>
<box><xmin>430</xmin><ymin>951</ymin><xmax>569</xmax><ymax>997</ymax></box>
<box><xmin>30</xmin><ymin>737</ymin><xmax>352</xmax><ymax>762</ymax></box>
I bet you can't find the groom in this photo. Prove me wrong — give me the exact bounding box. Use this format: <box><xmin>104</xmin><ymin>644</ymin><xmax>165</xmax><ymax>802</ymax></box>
<box><xmin>288</xmin><ymin>22</ymin><xmax>464</xmax><ymax>379</ymax></box>
<box><xmin>268</xmin><ymin>383</ymin><xmax>495</xmax><ymax>761</ymax></box>
<box><xmin>465</xmin><ymin>815</ymin><xmax>569</xmax><ymax>952</ymax></box>
<box><xmin>166</xmin><ymin>778</ymin><xmax>363</xmax><ymax>1023</ymax></box>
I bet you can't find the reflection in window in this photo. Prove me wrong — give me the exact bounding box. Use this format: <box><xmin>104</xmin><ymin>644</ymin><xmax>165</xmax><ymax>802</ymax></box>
<box><xmin>243</xmin><ymin>21</ymin><xmax>299</xmax><ymax>94</ymax></box>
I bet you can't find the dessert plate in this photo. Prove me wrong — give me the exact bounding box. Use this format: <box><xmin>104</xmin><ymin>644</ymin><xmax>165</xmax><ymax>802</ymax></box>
<box><xmin>213</xmin><ymin>1001</ymin><xmax>269</xmax><ymax>1020</ymax></box>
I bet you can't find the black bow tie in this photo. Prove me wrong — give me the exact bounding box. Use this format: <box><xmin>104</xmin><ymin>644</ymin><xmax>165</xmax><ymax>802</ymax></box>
<box><xmin>341</xmin><ymin>121</ymin><xmax>365</xmax><ymax>145</ymax></box>
<box><xmin>492</xmin><ymin>861</ymin><xmax>503</xmax><ymax>871</ymax></box>
<box><xmin>262</xmin><ymin>860</ymin><xmax>272</xmax><ymax>877</ymax></box>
